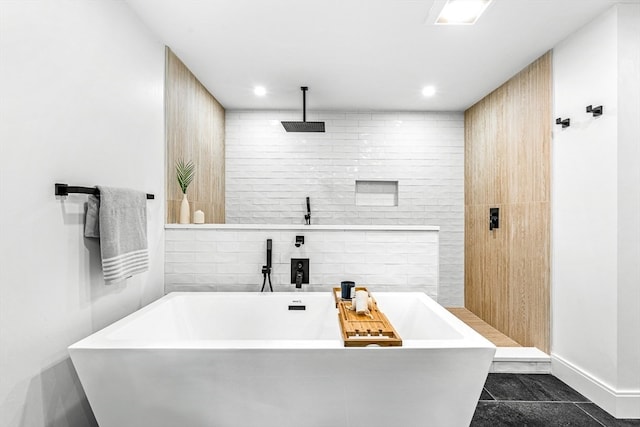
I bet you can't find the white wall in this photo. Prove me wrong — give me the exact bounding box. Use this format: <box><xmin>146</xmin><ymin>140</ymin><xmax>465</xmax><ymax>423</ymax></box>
<box><xmin>225</xmin><ymin>111</ymin><xmax>463</xmax><ymax>305</ymax></box>
<box><xmin>615</xmin><ymin>3</ymin><xmax>640</xmax><ymax>395</ymax></box>
<box><xmin>165</xmin><ymin>225</ymin><xmax>439</xmax><ymax>298</ymax></box>
<box><xmin>0</xmin><ymin>1</ymin><xmax>165</xmax><ymax>426</ymax></box>
<box><xmin>551</xmin><ymin>4</ymin><xmax>640</xmax><ymax>418</ymax></box>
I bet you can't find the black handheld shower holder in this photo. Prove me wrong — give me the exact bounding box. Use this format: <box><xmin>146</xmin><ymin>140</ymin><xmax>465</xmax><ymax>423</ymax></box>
<box><xmin>261</xmin><ymin>239</ymin><xmax>273</xmax><ymax>292</ymax></box>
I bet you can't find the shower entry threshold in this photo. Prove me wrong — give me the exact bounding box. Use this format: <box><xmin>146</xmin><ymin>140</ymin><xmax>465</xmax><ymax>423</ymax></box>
<box><xmin>447</xmin><ymin>307</ymin><xmax>551</xmax><ymax>374</ymax></box>
<box><xmin>492</xmin><ymin>347</ymin><xmax>550</xmax><ymax>374</ymax></box>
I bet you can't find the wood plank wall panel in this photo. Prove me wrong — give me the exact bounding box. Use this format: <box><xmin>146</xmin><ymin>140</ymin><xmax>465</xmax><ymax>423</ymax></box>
<box><xmin>165</xmin><ymin>47</ymin><xmax>225</xmax><ymax>223</ymax></box>
<box><xmin>464</xmin><ymin>52</ymin><xmax>551</xmax><ymax>353</ymax></box>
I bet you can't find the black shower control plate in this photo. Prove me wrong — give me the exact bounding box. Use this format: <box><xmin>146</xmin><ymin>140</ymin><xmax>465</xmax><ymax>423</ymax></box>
<box><xmin>291</xmin><ymin>258</ymin><xmax>309</xmax><ymax>284</ymax></box>
<box><xmin>490</xmin><ymin>207</ymin><xmax>500</xmax><ymax>230</ymax></box>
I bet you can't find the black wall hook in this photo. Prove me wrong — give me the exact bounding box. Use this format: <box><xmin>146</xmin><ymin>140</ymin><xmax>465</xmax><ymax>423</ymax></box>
<box><xmin>586</xmin><ymin>105</ymin><xmax>603</xmax><ymax>117</ymax></box>
<box><xmin>556</xmin><ymin>118</ymin><xmax>570</xmax><ymax>128</ymax></box>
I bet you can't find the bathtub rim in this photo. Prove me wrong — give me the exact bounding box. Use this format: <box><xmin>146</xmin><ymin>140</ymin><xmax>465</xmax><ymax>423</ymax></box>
<box><xmin>68</xmin><ymin>291</ymin><xmax>496</xmax><ymax>351</ymax></box>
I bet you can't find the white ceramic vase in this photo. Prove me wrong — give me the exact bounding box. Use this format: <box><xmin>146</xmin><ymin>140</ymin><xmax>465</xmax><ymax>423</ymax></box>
<box><xmin>179</xmin><ymin>193</ymin><xmax>190</xmax><ymax>224</ymax></box>
<box><xmin>193</xmin><ymin>209</ymin><xmax>205</xmax><ymax>224</ymax></box>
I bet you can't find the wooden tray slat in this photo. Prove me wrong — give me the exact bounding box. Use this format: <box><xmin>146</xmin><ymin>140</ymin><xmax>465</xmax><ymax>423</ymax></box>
<box><xmin>333</xmin><ymin>287</ymin><xmax>402</xmax><ymax>347</ymax></box>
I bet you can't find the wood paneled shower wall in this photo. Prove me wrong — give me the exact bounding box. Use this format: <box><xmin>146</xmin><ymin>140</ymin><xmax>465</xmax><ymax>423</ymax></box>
<box><xmin>165</xmin><ymin>47</ymin><xmax>225</xmax><ymax>223</ymax></box>
<box><xmin>464</xmin><ymin>52</ymin><xmax>551</xmax><ymax>353</ymax></box>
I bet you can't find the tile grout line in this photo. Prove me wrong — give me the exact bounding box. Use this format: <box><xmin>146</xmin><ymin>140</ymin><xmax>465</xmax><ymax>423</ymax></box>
<box><xmin>477</xmin><ymin>375</ymin><xmax>631</xmax><ymax>426</ymax></box>
<box><xmin>573</xmin><ymin>403</ymin><xmax>608</xmax><ymax>427</ymax></box>
<box><xmin>483</xmin><ymin>387</ymin><xmax>498</xmax><ymax>401</ymax></box>
<box><xmin>475</xmin><ymin>401</ymin><xmax>612</xmax><ymax>426</ymax></box>
<box><xmin>485</xmin><ymin>400</ymin><xmax>592</xmax><ymax>404</ymax></box>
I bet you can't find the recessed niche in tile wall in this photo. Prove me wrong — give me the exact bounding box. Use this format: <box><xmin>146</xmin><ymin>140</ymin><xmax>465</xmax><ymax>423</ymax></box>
<box><xmin>355</xmin><ymin>180</ymin><xmax>398</xmax><ymax>207</ymax></box>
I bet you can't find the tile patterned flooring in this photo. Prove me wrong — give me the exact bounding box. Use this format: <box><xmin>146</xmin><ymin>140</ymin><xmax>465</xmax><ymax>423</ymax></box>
<box><xmin>472</xmin><ymin>374</ymin><xmax>640</xmax><ymax>426</ymax></box>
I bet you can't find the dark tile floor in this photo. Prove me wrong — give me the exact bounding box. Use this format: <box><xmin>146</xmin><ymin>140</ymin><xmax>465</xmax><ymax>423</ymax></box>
<box><xmin>471</xmin><ymin>374</ymin><xmax>640</xmax><ymax>427</ymax></box>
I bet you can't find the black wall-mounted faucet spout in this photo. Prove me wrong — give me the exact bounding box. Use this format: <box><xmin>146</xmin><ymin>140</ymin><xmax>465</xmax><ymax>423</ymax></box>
<box><xmin>304</xmin><ymin>196</ymin><xmax>311</xmax><ymax>225</ymax></box>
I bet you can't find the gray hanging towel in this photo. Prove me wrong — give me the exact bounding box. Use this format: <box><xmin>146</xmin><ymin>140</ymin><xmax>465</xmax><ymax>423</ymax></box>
<box><xmin>84</xmin><ymin>186</ymin><xmax>149</xmax><ymax>284</ymax></box>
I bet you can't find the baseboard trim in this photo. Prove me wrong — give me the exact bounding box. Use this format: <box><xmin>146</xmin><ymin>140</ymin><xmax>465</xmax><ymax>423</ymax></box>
<box><xmin>551</xmin><ymin>353</ymin><xmax>640</xmax><ymax>419</ymax></box>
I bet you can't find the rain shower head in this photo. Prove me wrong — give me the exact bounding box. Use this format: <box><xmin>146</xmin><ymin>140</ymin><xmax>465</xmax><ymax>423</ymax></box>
<box><xmin>281</xmin><ymin>121</ymin><xmax>325</xmax><ymax>132</ymax></box>
<box><xmin>281</xmin><ymin>87</ymin><xmax>325</xmax><ymax>133</ymax></box>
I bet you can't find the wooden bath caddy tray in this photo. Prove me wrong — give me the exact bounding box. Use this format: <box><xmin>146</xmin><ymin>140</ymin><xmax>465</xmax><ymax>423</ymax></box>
<box><xmin>333</xmin><ymin>287</ymin><xmax>402</xmax><ymax>347</ymax></box>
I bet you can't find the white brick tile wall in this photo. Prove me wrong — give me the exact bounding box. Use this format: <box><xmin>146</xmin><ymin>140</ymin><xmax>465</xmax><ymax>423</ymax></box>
<box><xmin>165</xmin><ymin>226</ymin><xmax>439</xmax><ymax>299</ymax></box>
<box><xmin>224</xmin><ymin>110</ymin><xmax>464</xmax><ymax>305</ymax></box>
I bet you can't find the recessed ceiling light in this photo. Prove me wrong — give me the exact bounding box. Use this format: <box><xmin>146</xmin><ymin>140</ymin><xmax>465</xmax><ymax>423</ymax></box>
<box><xmin>436</xmin><ymin>0</ymin><xmax>492</xmax><ymax>25</ymax></box>
<box><xmin>253</xmin><ymin>86</ymin><xmax>267</xmax><ymax>96</ymax></box>
<box><xmin>422</xmin><ymin>86</ymin><xmax>437</xmax><ymax>97</ymax></box>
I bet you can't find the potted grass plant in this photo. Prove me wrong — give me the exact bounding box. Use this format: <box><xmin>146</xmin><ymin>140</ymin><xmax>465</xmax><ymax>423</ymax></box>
<box><xmin>176</xmin><ymin>159</ymin><xmax>195</xmax><ymax>224</ymax></box>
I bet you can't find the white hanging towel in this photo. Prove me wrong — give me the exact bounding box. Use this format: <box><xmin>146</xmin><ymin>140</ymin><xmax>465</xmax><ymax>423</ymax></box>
<box><xmin>85</xmin><ymin>186</ymin><xmax>149</xmax><ymax>284</ymax></box>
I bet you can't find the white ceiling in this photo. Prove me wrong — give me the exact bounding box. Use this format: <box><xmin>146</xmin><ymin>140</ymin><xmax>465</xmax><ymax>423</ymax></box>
<box><xmin>125</xmin><ymin>0</ymin><xmax>627</xmax><ymax>111</ymax></box>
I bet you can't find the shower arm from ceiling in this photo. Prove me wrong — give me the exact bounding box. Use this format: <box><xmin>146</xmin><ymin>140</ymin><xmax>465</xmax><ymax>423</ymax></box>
<box><xmin>281</xmin><ymin>86</ymin><xmax>325</xmax><ymax>133</ymax></box>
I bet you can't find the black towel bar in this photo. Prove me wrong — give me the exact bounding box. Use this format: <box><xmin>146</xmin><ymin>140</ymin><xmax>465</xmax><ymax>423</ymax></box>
<box><xmin>55</xmin><ymin>183</ymin><xmax>154</xmax><ymax>199</ymax></box>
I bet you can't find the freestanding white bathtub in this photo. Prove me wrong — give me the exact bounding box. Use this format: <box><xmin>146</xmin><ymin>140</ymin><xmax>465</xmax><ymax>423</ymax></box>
<box><xmin>69</xmin><ymin>292</ymin><xmax>495</xmax><ymax>427</ymax></box>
